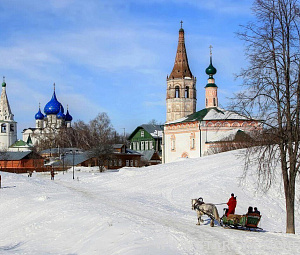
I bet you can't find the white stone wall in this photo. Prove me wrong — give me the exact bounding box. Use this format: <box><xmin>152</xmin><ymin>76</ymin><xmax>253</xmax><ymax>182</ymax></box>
<box><xmin>0</xmin><ymin>121</ymin><xmax>17</xmax><ymax>150</ymax></box>
<box><xmin>163</xmin><ymin>120</ymin><xmax>260</xmax><ymax>163</ymax></box>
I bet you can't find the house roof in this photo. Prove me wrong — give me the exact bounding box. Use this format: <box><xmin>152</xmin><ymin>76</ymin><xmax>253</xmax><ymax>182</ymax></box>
<box><xmin>128</xmin><ymin>124</ymin><xmax>164</xmax><ymax>140</ymax></box>
<box><xmin>113</xmin><ymin>144</ymin><xmax>125</xmax><ymax>149</ymax></box>
<box><xmin>40</xmin><ymin>148</ymin><xmax>83</xmax><ymax>155</ymax></box>
<box><xmin>0</xmin><ymin>151</ymin><xmax>42</xmax><ymax>160</ymax></box>
<box><xmin>49</xmin><ymin>151</ymin><xmax>92</xmax><ymax>166</ymax></box>
<box><xmin>166</xmin><ymin>107</ymin><xmax>254</xmax><ymax>124</ymax></box>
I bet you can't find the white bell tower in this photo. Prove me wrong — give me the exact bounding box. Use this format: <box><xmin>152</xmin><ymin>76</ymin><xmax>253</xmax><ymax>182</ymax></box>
<box><xmin>0</xmin><ymin>77</ymin><xmax>17</xmax><ymax>150</ymax></box>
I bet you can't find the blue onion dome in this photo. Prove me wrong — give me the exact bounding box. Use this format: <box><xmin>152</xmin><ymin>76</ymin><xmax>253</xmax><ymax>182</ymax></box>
<box><xmin>35</xmin><ymin>106</ymin><xmax>45</xmax><ymax>120</ymax></box>
<box><xmin>57</xmin><ymin>106</ymin><xmax>65</xmax><ymax>119</ymax></box>
<box><xmin>44</xmin><ymin>90</ymin><xmax>64</xmax><ymax>115</ymax></box>
<box><xmin>205</xmin><ymin>56</ymin><xmax>217</xmax><ymax>76</ymax></box>
<box><xmin>65</xmin><ymin>109</ymin><xmax>73</xmax><ymax>121</ymax></box>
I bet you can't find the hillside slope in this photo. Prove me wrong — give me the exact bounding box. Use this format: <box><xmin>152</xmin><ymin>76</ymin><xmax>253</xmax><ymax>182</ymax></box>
<box><xmin>0</xmin><ymin>149</ymin><xmax>299</xmax><ymax>254</ymax></box>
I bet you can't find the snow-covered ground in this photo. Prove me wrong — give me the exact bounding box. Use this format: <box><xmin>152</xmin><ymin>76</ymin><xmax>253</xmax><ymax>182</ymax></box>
<box><xmin>0</xmin><ymin>149</ymin><xmax>300</xmax><ymax>254</ymax></box>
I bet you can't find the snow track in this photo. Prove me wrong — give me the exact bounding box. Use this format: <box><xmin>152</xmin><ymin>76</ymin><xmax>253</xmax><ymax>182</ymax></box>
<box><xmin>60</xmin><ymin>181</ymin><xmax>242</xmax><ymax>255</ymax></box>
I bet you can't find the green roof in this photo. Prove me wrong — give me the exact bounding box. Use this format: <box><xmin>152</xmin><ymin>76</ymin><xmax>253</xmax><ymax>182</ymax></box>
<box><xmin>9</xmin><ymin>139</ymin><xmax>32</xmax><ymax>148</ymax></box>
<box><xmin>205</xmin><ymin>83</ymin><xmax>218</xmax><ymax>88</ymax></box>
<box><xmin>183</xmin><ymin>108</ymin><xmax>223</xmax><ymax>122</ymax></box>
<box><xmin>170</xmin><ymin>107</ymin><xmax>225</xmax><ymax>123</ymax></box>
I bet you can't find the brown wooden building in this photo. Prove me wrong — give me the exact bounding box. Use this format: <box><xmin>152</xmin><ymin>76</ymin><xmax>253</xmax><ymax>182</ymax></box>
<box><xmin>0</xmin><ymin>151</ymin><xmax>45</xmax><ymax>173</ymax></box>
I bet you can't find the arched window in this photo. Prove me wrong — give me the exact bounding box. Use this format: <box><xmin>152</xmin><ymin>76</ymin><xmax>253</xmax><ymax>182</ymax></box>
<box><xmin>1</xmin><ymin>124</ymin><xmax>6</xmax><ymax>133</ymax></box>
<box><xmin>185</xmin><ymin>86</ymin><xmax>189</xmax><ymax>98</ymax></box>
<box><xmin>10</xmin><ymin>124</ymin><xmax>14</xmax><ymax>132</ymax></box>
<box><xmin>175</xmin><ymin>86</ymin><xmax>180</xmax><ymax>98</ymax></box>
<box><xmin>206</xmin><ymin>99</ymin><xmax>208</xmax><ymax>107</ymax></box>
<box><xmin>213</xmin><ymin>98</ymin><xmax>216</xmax><ymax>106</ymax></box>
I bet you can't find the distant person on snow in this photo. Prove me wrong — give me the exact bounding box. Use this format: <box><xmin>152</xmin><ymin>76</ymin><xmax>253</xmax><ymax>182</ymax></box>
<box><xmin>51</xmin><ymin>169</ymin><xmax>55</xmax><ymax>180</ymax></box>
<box><xmin>226</xmin><ymin>193</ymin><xmax>237</xmax><ymax>216</ymax></box>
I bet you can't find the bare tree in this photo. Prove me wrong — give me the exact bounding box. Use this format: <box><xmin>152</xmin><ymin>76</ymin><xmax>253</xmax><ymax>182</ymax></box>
<box><xmin>87</xmin><ymin>113</ymin><xmax>115</xmax><ymax>172</ymax></box>
<box><xmin>233</xmin><ymin>0</ymin><xmax>300</xmax><ymax>233</ymax></box>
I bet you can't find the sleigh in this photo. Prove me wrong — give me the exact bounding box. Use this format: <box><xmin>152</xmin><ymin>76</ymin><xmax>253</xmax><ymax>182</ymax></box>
<box><xmin>220</xmin><ymin>210</ymin><xmax>262</xmax><ymax>231</ymax></box>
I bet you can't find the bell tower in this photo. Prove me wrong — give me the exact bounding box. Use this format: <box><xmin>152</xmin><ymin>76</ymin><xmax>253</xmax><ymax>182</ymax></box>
<box><xmin>0</xmin><ymin>77</ymin><xmax>17</xmax><ymax>150</ymax></box>
<box><xmin>166</xmin><ymin>22</ymin><xmax>196</xmax><ymax>122</ymax></box>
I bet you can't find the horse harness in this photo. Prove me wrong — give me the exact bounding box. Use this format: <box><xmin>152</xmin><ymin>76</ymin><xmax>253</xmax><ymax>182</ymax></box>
<box><xmin>194</xmin><ymin>202</ymin><xmax>216</xmax><ymax>221</ymax></box>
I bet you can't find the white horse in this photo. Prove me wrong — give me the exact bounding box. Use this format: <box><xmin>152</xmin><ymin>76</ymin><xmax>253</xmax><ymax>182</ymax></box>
<box><xmin>191</xmin><ymin>198</ymin><xmax>220</xmax><ymax>227</ymax></box>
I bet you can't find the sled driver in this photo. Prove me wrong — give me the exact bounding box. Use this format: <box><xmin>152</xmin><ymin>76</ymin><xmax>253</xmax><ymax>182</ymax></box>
<box><xmin>226</xmin><ymin>193</ymin><xmax>237</xmax><ymax>216</ymax></box>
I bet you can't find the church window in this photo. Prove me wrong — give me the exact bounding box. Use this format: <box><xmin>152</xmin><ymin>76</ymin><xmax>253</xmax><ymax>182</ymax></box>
<box><xmin>171</xmin><ymin>140</ymin><xmax>175</xmax><ymax>151</ymax></box>
<box><xmin>10</xmin><ymin>124</ymin><xmax>14</xmax><ymax>132</ymax></box>
<box><xmin>1</xmin><ymin>124</ymin><xmax>6</xmax><ymax>133</ymax></box>
<box><xmin>141</xmin><ymin>131</ymin><xmax>144</xmax><ymax>137</ymax></box>
<box><xmin>185</xmin><ymin>86</ymin><xmax>189</xmax><ymax>98</ymax></box>
<box><xmin>213</xmin><ymin>98</ymin><xmax>216</xmax><ymax>106</ymax></box>
<box><xmin>191</xmin><ymin>138</ymin><xmax>195</xmax><ymax>149</ymax></box>
<box><xmin>206</xmin><ymin>99</ymin><xmax>208</xmax><ymax>107</ymax></box>
<box><xmin>175</xmin><ymin>86</ymin><xmax>180</xmax><ymax>98</ymax></box>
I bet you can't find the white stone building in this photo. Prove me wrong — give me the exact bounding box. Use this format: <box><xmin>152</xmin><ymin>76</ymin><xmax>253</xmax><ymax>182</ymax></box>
<box><xmin>22</xmin><ymin>84</ymin><xmax>73</xmax><ymax>146</ymax></box>
<box><xmin>163</xmin><ymin>25</ymin><xmax>261</xmax><ymax>163</ymax></box>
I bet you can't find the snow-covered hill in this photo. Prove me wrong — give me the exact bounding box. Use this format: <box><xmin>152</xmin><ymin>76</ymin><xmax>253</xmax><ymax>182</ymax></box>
<box><xmin>0</xmin><ymin>150</ymin><xmax>300</xmax><ymax>254</ymax></box>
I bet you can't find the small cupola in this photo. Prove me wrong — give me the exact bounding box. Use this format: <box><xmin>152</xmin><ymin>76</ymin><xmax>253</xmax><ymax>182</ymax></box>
<box><xmin>65</xmin><ymin>105</ymin><xmax>73</xmax><ymax>122</ymax></box>
<box><xmin>35</xmin><ymin>103</ymin><xmax>45</xmax><ymax>120</ymax></box>
<box><xmin>205</xmin><ymin>46</ymin><xmax>218</xmax><ymax>108</ymax></box>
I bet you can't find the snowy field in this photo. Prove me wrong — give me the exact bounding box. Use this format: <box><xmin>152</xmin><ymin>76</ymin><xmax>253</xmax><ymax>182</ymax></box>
<box><xmin>0</xmin><ymin>149</ymin><xmax>300</xmax><ymax>255</ymax></box>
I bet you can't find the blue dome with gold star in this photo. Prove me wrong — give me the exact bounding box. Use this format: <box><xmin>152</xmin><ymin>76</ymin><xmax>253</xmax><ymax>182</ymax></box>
<box><xmin>44</xmin><ymin>91</ymin><xmax>64</xmax><ymax>115</ymax></box>
<box><xmin>35</xmin><ymin>107</ymin><xmax>44</xmax><ymax>120</ymax></box>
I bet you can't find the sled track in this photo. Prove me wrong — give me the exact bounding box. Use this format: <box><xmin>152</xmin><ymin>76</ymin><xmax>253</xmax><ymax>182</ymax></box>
<box><xmin>60</xmin><ymin>181</ymin><xmax>246</xmax><ymax>255</ymax></box>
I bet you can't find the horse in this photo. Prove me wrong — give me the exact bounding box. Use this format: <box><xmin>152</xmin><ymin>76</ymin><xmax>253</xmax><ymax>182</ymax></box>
<box><xmin>191</xmin><ymin>198</ymin><xmax>220</xmax><ymax>227</ymax></box>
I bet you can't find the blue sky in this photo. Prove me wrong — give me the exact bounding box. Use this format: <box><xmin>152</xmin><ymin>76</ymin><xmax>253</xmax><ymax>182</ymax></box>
<box><xmin>0</xmin><ymin>0</ymin><xmax>254</xmax><ymax>138</ymax></box>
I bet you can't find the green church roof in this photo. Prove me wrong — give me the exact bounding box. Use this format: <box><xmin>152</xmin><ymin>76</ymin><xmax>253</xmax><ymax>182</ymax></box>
<box><xmin>205</xmin><ymin>83</ymin><xmax>218</xmax><ymax>88</ymax></box>
<box><xmin>180</xmin><ymin>107</ymin><xmax>224</xmax><ymax>123</ymax></box>
<box><xmin>9</xmin><ymin>139</ymin><xmax>33</xmax><ymax>148</ymax></box>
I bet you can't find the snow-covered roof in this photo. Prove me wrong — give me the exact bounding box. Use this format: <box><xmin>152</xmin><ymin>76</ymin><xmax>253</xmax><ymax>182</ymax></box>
<box><xmin>166</xmin><ymin>107</ymin><xmax>253</xmax><ymax>124</ymax></box>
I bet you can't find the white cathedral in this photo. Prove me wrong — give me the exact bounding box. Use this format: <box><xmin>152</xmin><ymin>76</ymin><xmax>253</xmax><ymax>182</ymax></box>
<box><xmin>163</xmin><ymin>25</ymin><xmax>261</xmax><ymax>163</ymax></box>
<box><xmin>22</xmin><ymin>84</ymin><xmax>73</xmax><ymax>146</ymax></box>
<box><xmin>0</xmin><ymin>77</ymin><xmax>17</xmax><ymax>150</ymax></box>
